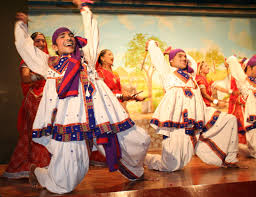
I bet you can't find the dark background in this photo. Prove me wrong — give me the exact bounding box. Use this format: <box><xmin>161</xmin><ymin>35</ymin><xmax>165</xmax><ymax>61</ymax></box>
<box><xmin>0</xmin><ymin>0</ymin><xmax>28</xmax><ymax>163</ymax></box>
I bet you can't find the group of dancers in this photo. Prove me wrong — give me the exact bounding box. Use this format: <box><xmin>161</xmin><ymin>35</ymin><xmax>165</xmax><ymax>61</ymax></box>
<box><xmin>2</xmin><ymin>0</ymin><xmax>256</xmax><ymax>194</ymax></box>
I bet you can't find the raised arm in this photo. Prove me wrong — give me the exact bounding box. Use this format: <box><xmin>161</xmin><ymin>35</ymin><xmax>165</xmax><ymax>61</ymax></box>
<box><xmin>74</xmin><ymin>0</ymin><xmax>99</xmax><ymax>68</ymax></box>
<box><xmin>147</xmin><ymin>40</ymin><xmax>171</xmax><ymax>75</ymax></box>
<box><xmin>226</xmin><ymin>55</ymin><xmax>256</xmax><ymax>97</ymax></box>
<box><xmin>14</xmin><ymin>13</ymin><xmax>49</xmax><ymax>78</ymax></box>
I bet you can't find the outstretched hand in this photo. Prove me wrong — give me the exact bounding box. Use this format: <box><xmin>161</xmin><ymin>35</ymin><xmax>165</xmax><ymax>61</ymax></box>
<box><xmin>224</xmin><ymin>58</ymin><xmax>229</xmax><ymax>69</ymax></box>
<box><xmin>16</xmin><ymin>12</ymin><xmax>28</xmax><ymax>25</ymax></box>
<box><xmin>163</xmin><ymin>46</ymin><xmax>172</xmax><ymax>55</ymax></box>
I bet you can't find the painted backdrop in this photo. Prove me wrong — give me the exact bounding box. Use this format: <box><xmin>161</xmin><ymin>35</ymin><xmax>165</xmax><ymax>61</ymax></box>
<box><xmin>28</xmin><ymin>12</ymin><xmax>256</xmax><ymax>114</ymax></box>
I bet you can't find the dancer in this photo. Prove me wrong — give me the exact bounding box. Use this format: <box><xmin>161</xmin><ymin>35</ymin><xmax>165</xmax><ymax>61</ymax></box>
<box><xmin>227</xmin><ymin>55</ymin><xmax>256</xmax><ymax>158</ymax></box>
<box><xmin>90</xmin><ymin>49</ymin><xmax>146</xmax><ymax>165</ymax></box>
<box><xmin>196</xmin><ymin>61</ymin><xmax>232</xmax><ymax>107</ymax></box>
<box><xmin>2</xmin><ymin>31</ymin><xmax>50</xmax><ymax>179</ymax></box>
<box><xmin>144</xmin><ymin>40</ymin><xmax>238</xmax><ymax>172</ymax></box>
<box><xmin>14</xmin><ymin>0</ymin><xmax>150</xmax><ymax>194</ymax></box>
<box><xmin>97</xmin><ymin>49</ymin><xmax>145</xmax><ymax>106</ymax></box>
<box><xmin>227</xmin><ymin>58</ymin><xmax>247</xmax><ymax>144</ymax></box>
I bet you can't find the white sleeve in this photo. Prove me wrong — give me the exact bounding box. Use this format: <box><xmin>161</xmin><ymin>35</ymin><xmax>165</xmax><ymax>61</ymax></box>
<box><xmin>80</xmin><ymin>7</ymin><xmax>99</xmax><ymax>68</ymax></box>
<box><xmin>227</xmin><ymin>55</ymin><xmax>256</xmax><ymax>97</ymax></box>
<box><xmin>227</xmin><ymin>56</ymin><xmax>247</xmax><ymax>83</ymax></box>
<box><xmin>14</xmin><ymin>21</ymin><xmax>49</xmax><ymax>78</ymax></box>
<box><xmin>148</xmin><ymin>40</ymin><xmax>171</xmax><ymax>75</ymax></box>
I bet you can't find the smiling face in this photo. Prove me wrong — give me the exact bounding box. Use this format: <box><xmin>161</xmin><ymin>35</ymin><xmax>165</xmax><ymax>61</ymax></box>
<box><xmin>52</xmin><ymin>31</ymin><xmax>76</xmax><ymax>56</ymax></box>
<box><xmin>33</xmin><ymin>34</ymin><xmax>47</xmax><ymax>52</ymax></box>
<box><xmin>170</xmin><ymin>52</ymin><xmax>187</xmax><ymax>69</ymax></box>
<box><xmin>200</xmin><ymin>62</ymin><xmax>210</xmax><ymax>75</ymax></box>
<box><xmin>100</xmin><ymin>50</ymin><xmax>114</xmax><ymax>66</ymax></box>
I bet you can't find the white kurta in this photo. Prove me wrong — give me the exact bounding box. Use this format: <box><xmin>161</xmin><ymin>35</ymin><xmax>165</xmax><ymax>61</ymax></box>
<box><xmin>15</xmin><ymin>7</ymin><xmax>150</xmax><ymax>194</ymax></box>
<box><xmin>227</xmin><ymin>56</ymin><xmax>256</xmax><ymax>158</ymax></box>
<box><xmin>144</xmin><ymin>41</ymin><xmax>238</xmax><ymax>172</ymax></box>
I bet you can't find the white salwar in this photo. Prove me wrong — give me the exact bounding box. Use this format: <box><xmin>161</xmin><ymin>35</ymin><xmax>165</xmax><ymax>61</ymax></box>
<box><xmin>144</xmin><ymin>41</ymin><xmax>238</xmax><ymax>172</ymax></box>
<box><xmin>15</xmin><ymin>7</ymin><xmax>150</xmax><ymax>194</ymax></box>
<box><xmin>227</xmin><ymin>56</ymin><xmax>256</xmax><ymax>158</ymax></box>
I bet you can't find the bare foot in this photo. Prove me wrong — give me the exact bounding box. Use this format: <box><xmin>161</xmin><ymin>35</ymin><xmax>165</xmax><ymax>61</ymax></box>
<box><xmin>29</xmin><ymin>164</ymin><xmax>40</xmax><ymax>188</ymax></box>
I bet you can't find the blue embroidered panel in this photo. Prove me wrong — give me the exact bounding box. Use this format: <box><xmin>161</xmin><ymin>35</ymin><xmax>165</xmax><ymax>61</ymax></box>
<box><xmin>246</xmin><ymin>120</ymin><xmax>256</xmax><ymax>132</ymax></box>
<box><xmin>177</xmin><ymin>69</ymin><xmax>189</xmax><ymax>79</ymax></box>
<box><xmin>150</xmin><ymin>111</ymin><xmax>219</xmax><ymax>135</ymax></box>
<box><xmin>184</xmin><ymin>89</ymin><xmax>193</xmax><ymax>97</ymax></box>
<box><xmin>249</xmin><ymin>76</ymin><xmax>256</xmax><ymax>84</ymax></box>
<box><xmin>248</xmin><ymin>115</ymin><xmax>256</xmax><ymax>122</ymax></box>
<box><xmin>185</xmin><ymin>128</ymin><xmax>194</xmax><ymax>135</ymax></box>
<box><xmin>32</xmin><ymin>118</ymin><xmax>135</xmax><ymax>142</ymax></box>
<box><xmin>84</xmin><ymin>83</ymin><xmax>96</xmax><ymax>130</ymax></box>
<box><xmin>53</xmin><ymin>56</ymin><xmax>69</xmax><ymax>73</ymax></box>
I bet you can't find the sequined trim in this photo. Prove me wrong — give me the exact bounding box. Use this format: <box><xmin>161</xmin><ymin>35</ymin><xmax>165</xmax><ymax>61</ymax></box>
<box><xmin>32</xmin><ymin>118</ymin><xmax>135</xmax><ymax>142</ymax></box>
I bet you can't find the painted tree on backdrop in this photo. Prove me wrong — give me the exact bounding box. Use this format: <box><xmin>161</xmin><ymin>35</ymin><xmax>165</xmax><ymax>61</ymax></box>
<box><xmin>205</xmin><ymin>48</ymin><xmax>226</xmax><ymax>81</ymax></box>
<box><xmin>188</xmin><ymin>47</ymin><xmax>226</xmax><ymax>81</ymax></box>
<box><xmin>124</xmin><ymin>33</ymin><xmax>166</xmax><ymax>113</ymax></box>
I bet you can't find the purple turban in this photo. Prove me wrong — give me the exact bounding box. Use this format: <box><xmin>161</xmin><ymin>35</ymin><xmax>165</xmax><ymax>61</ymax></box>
<box><xmin>247</xmin><ymin>55</ymin><xmax>256</xmax><ymax>67</ymax></box>
<box><xmin>169</xmin><ymin>49</ymin><xmax>185</xmax><ymax>62</ymax></box>
<box><xmin>52</xmin><ymin>27</ymin><xmax>71</xmax><ymax>45</ymax></box>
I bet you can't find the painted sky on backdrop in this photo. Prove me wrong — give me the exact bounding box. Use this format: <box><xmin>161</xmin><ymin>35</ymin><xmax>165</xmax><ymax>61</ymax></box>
<box><xmin>29</xmin><ymin>13</ymin><xmax>256</xmax><ymax>68</ymax></box>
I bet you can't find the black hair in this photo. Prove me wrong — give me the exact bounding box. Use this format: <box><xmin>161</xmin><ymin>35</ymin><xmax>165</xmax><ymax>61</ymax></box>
<box><xmin>98</xmin><ymin>49</ymin><xmax>111</xmax><ymax>65</ymax></box>
<box><xmin>245</xmin><ymin>63</ymin><xmax>256</xmax><ymax>73</ymax></box>
<box><xmin>31</xmin><ymin>32</ymin><xmax>45</xmax><ymax>40</ymax></box>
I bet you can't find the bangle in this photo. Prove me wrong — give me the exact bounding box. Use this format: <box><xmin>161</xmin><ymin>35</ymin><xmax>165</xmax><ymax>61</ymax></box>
<box><xmin>30</xmin><ymin>74</ymin><xmax>38</xmax><ymax>81</ymax></box>
<box><xmin>213</xmin><ymin>99</ymin><xmax>218</xmax><ymax>105</ymax></box>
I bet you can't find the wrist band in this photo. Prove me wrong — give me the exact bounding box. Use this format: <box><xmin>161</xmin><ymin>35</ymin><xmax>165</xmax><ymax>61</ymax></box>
<box><xmin>213</xmin><ymin>99</ymin><xmax>218</xmax><ymax>105</ymax></box>
<box><xmin>31</xmin><ymin>74</ymin><xmax>38</xmax><ymax>82</ymax></box>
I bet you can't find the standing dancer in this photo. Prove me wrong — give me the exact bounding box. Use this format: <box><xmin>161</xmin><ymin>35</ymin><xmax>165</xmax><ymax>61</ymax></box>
<box><xmin>196</xmin><ymin>61</ymin><xmax>232</xmax><ymax>107</ymax></box>
<box><xmin>14</xmin><ymin>0</ymin><xmax>150</xmax><ymax>194</ymax></box>
<box><xmin>90</xmin><ymin>49</ymin><xmax>146</xmax><ymax>165</ymax></box>
<box><xmin>227</xmin><ymin>55</ymin><xmax>256</xmax><ymax>158</ymax></box>
<box><xmin>3</xmin><ymin>31</ymin><xmax>50</xmax><ymax>179</ymax></box>
<box><xmin>228</xmin><ymin>58</ymin><xmax>247</xmax><ymax>144</ymax></box>
<box><xmin>96</xmin><ymin>49</ymin><xmax>145</xmax><ymax>105</ymax></box>
<box><xmin>144</xmin><ymin>40</ymin><xmax>238</xmax><ymax>172</ymax></box>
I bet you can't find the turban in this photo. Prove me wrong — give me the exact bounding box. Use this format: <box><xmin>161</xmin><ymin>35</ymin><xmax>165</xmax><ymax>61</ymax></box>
<box><xmin>169</xmin><ymin>49</ymin><xmax>185</xmax><ymax>62</ymax></box>
<box><xmin>52</xmin><ymin>27</ymin><xmax>71</xmax><ymax>45</ymax></box>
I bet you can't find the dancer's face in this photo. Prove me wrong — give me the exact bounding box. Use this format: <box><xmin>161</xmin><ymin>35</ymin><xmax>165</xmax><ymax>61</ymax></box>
<box><xmin>33</xmin><ymin>34</ymin><xmax>47</xmax><ymax>52</ymax></box>
<box><xmin>101</xmin><ymin>50</ymin><xmax>114</xmax><ymax>66</ymax></box>
<box><xmin>200</xmin><ymin>63</ymin><xmax>210</xmax><ymax>75</ymax></box>
<box><xmin>249</xmin><ymin>65</ymin><xmax>256</xmax><ymax>77</ymax></box>
<box><xmin>170</xmin><ymin>52</ymin><xmax>187</xmax><ymax>69</ymax></box>
<box><xmin>53</xmin><ymin>31</ymin><xmax>76</xmax><ymax>56</ymax></box>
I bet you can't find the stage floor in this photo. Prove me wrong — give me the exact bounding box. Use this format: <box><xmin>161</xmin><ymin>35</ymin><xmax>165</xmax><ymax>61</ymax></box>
<box><xmin>0</xmin><ymin>150</ymin><xmax>256</xmax><ymax>197</ymax></box>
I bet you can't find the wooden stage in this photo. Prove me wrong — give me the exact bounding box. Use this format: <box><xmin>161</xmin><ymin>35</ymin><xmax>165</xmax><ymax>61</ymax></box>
<box><xmin>0</xmin><ymin>150</ymin><xmax>256</xmax><ymax>197</ymax></box>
